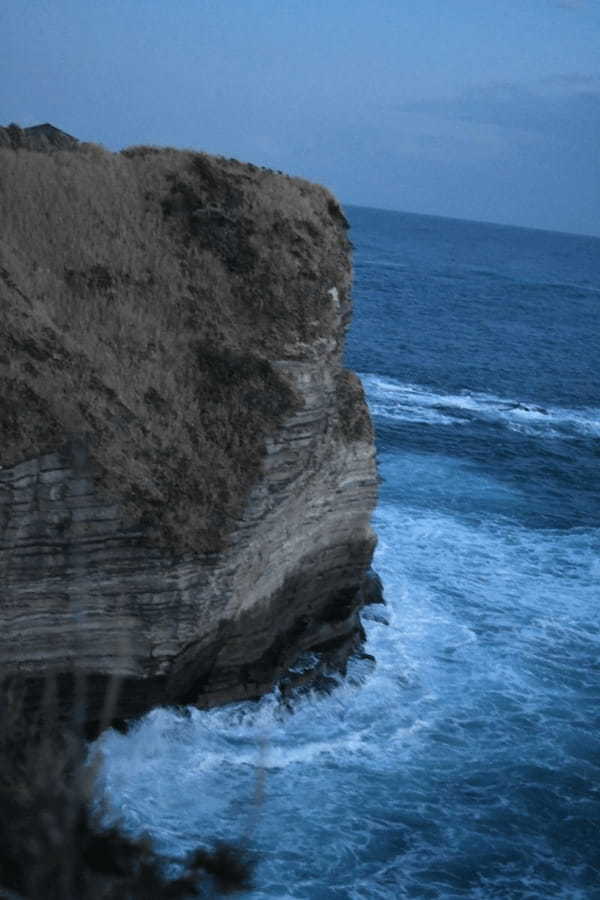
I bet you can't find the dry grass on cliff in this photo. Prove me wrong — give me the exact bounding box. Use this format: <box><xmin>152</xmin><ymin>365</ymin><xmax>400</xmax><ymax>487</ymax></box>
<box><xmin>0</xmin><ymin>141</ymin><xmax>351</xmax><ymax>553</ymax></box>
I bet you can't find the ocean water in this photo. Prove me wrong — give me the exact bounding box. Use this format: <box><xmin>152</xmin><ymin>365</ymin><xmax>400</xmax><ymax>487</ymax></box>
<box><xmin>94</xmin><ymin>207</ymin><xmax>600</xmax><ymax>898</ymax></box>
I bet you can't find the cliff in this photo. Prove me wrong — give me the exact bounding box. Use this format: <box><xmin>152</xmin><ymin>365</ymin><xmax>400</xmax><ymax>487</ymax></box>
<box><xmin>0</xmin><ymin>126</ymin><xmax>378</xmax><ymax>728</ymax></box>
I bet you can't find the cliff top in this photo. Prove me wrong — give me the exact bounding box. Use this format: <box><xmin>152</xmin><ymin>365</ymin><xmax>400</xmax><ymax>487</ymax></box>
<box><xmin>0</xmin><ymin>129</ymin><xmax>353</xmax><ymax>553</ymax></box>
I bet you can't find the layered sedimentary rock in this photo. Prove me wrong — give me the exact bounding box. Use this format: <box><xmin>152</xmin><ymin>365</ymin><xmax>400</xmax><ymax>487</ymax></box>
<box><xmin>0</xmin><ymin>126</ymin><xmax>378</xmax><ymax>727</ymax></box>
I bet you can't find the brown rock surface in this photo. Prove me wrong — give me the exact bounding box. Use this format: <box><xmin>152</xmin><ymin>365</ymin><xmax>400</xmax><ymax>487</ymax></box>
<box><xmin>0</xmin><ymin>127</ymin><xmax>378</xmax><ymax>728</ymax></box>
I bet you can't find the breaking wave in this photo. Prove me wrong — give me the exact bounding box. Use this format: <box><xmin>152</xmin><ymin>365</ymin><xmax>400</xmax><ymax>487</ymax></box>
<box><xmin>361</xmin><ymin>374</ymin><xmax>600</xmax><ymax>439</ymax></box>
<box><xmin>94</xmin><ymin>206</ymin><xmax>600</xmax><ymax>898</ymax></box>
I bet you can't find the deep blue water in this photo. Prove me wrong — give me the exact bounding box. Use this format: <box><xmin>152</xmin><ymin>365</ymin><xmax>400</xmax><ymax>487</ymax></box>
<box><xmin>95</xmin><ymin>207</ymin><xmax>600</xmax><ymax>898</ymax></box>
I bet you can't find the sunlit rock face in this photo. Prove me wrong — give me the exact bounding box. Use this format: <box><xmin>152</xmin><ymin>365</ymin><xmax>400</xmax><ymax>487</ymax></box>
<box><xmin>0</xmin><ymin>126</ymin><xmax>377</xmax><ymax>729</ymax></box>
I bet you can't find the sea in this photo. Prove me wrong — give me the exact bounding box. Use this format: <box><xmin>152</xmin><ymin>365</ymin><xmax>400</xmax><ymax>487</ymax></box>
<box><xmin>94</xmin><ymin>206</ymin><xmax>600</xmax><ymax>899</ymax></box>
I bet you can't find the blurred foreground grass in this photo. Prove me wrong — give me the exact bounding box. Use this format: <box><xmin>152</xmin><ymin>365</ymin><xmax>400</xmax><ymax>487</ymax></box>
<box><xmin>0</xmin><ymin>675</ymin><xmax>254</xmax><ymax>899</ymax></box>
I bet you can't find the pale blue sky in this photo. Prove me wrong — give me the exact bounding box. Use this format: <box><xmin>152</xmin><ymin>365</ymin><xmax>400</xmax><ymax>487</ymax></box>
<box><xmin>2</xmin><ymin>0</ymin><xmax>599</xmax><ymax>234</ymax></box>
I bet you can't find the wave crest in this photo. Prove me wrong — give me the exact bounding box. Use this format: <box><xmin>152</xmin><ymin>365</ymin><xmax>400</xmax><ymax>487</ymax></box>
<box><xmin>360</xmin><ymin>374</ymin><xmax>600</xmax><ymax>439</ymax></box>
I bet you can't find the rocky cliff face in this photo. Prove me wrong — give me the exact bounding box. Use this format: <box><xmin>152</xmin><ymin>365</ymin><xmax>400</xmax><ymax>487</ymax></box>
<box><xmin>0</xmin><ymin>127</ymin><xmax>378</xmax><ymax>728</ymax></box>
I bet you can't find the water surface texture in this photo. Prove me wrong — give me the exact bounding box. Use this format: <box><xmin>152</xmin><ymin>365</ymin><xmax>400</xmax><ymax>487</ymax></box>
<box><xmin>96</xmin><ymin>207</ymin><xmax>600</xmax><ymax>898</ymax></box>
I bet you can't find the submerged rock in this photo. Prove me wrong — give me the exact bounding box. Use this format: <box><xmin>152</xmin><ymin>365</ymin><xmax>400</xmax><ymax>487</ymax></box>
<box><xmin>0</xmin><ymin>125</ymin><xmax>378</xmax><ymax>730</ymax></box>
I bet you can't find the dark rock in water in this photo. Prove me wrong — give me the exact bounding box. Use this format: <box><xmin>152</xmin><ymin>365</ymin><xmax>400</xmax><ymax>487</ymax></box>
<box><xmin>0</xmin><ymin>127</ymin><xmax>378</xmax><ymax>729</ymax></box>
<box><xmin>361</xmin><ymin>569</ymin><xmax>385</xmax><ymax>605</ymax></box>
<box><xmin>504</xmin><ymin>401</ymin><xmax>549</xmax><ymax>415</ymax></box>
<box><xmin>362</xmin><ymin>608</ymin><xmax>389</xmax><ymax>626</ymax></box>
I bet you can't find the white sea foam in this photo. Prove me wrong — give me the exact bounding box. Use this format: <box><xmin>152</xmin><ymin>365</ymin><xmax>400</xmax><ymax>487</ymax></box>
<box><xmin>360</xmin><ymin>372</ymin><xmax>600</xmax><ymax>438</ymax></box>
<box><xmin>94</xmin><ymin>415</ymin><xmax>600</xmax><ymax>898</ymax></box>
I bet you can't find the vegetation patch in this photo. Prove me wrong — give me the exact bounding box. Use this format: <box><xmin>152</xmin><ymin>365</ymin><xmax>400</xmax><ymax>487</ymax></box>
<box><xmin>0</xmin><ymin>139</ymin><xmax>351</xmax><ymax>553</ymax></box>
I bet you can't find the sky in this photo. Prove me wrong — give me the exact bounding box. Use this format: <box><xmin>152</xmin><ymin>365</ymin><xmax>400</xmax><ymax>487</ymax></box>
<box><xmin>1</xmin><ymin>0</ymin><xmax>599</xmax><ymax>236</ymax></box>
